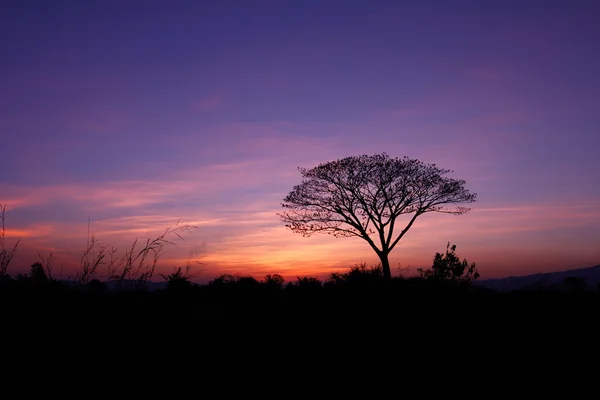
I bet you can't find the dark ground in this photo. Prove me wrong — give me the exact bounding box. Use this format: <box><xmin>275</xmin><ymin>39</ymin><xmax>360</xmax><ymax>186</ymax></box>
<box><xmin>1</xmin><ymin>282</ymin><xmax>598</xmax><ymax>398</ymax></box>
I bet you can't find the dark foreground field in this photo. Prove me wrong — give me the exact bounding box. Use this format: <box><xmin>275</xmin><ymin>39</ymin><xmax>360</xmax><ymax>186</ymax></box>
<box><xmin>1</xmin><ymin>279</ymin><xmax>599</xmax><ymax>398</ymax></box>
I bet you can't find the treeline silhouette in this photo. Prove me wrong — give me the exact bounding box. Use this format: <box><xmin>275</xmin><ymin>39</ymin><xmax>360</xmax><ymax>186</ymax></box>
<box><xmin>1</xmin><ymin>205</ymin><xmax>597</xmax><ymax>396</ymax></box>
<box><xmin>1</xmin><ymin>261</ymin><xmax>599</xmax><ymax>397</ymax></box>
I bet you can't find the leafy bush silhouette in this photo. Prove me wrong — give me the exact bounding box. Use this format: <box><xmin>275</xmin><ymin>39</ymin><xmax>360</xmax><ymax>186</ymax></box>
<box><xmin>209</xmin><ymin>274</ymin><xmax>236</xmax><ymax>286</ymax></box>
<box><xmin>327</xmin><ymin>263</ymin><xmax>384</xmax><ymax>287</ymax></box>
<box><xmin>417</xmin><ymin>243</ymin><xmax>479</xmax><ymax>285</ymax></box>
<box><xmin>236</xmin><ymin>276</ymin><xmax>260</xmax><ymax>288</ymax></box>
<box><xmin>160</xmin><ymin>267</ymin><xmax>194</xmax><ymax>291</ymax></box>
<box><xmin>207</xmin><ymin>274</ymin><xmax>262</xmax><ymax>302</ymax></box>
<box><xmin>262</xmin><ymin>273</ymin><xmax>285</xmax><ymax>290</ymax></box>
<box><xmin>209</xmin><ymin>273</ymin><xmax>259</xmax><ymax>288</ymax></box>
<box><xmin>287</xmin><ymin>276</ymin><xmax>322</xmax><ymax>291</ymax></box>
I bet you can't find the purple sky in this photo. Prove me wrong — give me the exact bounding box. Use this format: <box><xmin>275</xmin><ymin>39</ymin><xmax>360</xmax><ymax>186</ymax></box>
<box><xmin>1</xmin><ymin>0</ymin><xmax>599</xmax><ymax>282</ymax></box>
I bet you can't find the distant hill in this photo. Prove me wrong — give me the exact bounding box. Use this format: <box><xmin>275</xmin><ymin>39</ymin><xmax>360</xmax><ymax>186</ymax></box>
<box><xmin>475</xmin><ymin>265</ymin><xmax>600</xmax><ymax>292</ymax></box>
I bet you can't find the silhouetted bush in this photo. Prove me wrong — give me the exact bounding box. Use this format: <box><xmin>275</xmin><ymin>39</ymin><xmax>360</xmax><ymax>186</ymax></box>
<box><xmin>209</xmin><ymin>273</ymin><xmax>260</xmax><ymax>289</ymax></box>
<box><xmin>161</xmin><ymin>267</ymin><xmax>194</xmax><ymax>292</ymax></box>
<box><xmin>297</xmin><ymin>276</ymin><xmax>322</xmax><ymax>288</ymax></box>
<box><xmin>29</xmin><ymin>262</ymin><xmax>49</xmax><ymax>284</ymax></box>
<box><xmin>418</xmin><ymin>243</ymin><xmax>479</xmax><ymax>285</ymax></box>
<box><xmin>263</xmin><ymin>273</ymin><xmax>285</xmax><ymax>290</ymax></box>
<box><xmin>327</xmin><ymin>263</ymin><xmax>384</xmax><ymax>288</ymax></box>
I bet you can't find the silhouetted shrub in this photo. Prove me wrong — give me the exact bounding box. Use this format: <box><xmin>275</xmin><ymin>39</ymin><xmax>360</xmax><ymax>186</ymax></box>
<box><xmin>209</xmin><ymin>274</ymin><xmax>259</xmax><ymax>288</ymax></box>
<box><xmin>161</xmin><ymin>267</ymin><xmax>193</xmax><ymax>291</ymax></box>
<box><xmin>418</xmin><ymin>243</ymin><xmax>479</xmax><ymax>285</ymax></box>
<box><xmin>288</xmin><ymin>276</ymin><xmax>322</xmax><ymax>290</ymax></box>
<box><xmin>327</xmin><ymin>263</ymin><xmax>384</xmax><ymax>287</ymax></box>
<box><xmin>263</xmin><ymin>274</ymin><xmax>285</xmax><ymax>290</ymax></box>
<box><xmin>236</xmin><ymin>276</ymin><xmax>260</xmax><ymax>288</ymax></box>
<box><xmin>209</xmin><ymin>274</ymin><xmax>237</xmax><ymax>286</ymax></box>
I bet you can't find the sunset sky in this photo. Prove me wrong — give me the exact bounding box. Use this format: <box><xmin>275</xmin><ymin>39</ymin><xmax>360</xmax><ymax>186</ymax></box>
<box><xmin>1</xmin><ymin>0</ymin><xmax>599</xmax><ymax>282</ymax></box>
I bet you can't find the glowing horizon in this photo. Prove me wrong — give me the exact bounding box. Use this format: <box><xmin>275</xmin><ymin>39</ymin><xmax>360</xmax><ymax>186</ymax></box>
<box><xmin>3</xmin><ymin>169</ymin><xmax>599</xmax><ymax>282</ymax></box>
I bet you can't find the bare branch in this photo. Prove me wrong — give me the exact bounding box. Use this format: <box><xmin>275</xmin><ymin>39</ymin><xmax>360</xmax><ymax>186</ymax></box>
<box><xmin>0</xmin><ymin>204</ymin><xmax>20</xmax><ymax>281</ymax></box>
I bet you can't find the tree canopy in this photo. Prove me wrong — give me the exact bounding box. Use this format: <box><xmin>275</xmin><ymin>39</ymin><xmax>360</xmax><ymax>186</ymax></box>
<box><xmin>278</xmin><ymin>153</ymin><xmax>477</xmax><ymax>279</ymax></box>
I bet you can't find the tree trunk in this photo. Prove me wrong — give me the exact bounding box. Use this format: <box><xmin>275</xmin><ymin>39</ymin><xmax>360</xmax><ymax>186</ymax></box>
<box><xmin>379</xmin><ymin>252</ymin><xmax>392</xmax><ymax>280</ymax></box>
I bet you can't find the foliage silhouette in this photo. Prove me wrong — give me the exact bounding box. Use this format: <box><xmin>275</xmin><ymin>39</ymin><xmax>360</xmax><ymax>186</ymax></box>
<box><xmin>263</xmin><ymin>273</ymin><xmax>285</xmax><ymax>287</ymax></box>
<box><xmin>278</xmin><ymin>153</ymin><xmax>476</xmax><ymax>279</ymax></box>
<box><xmin>290</xmin><ymin>276</ymin><xmax>322</xmax><ymax>289</ymax></box>
<box><xmin>209</xmin><ymin>273</ymin><xmax>260</xmax><ymax>288</ymax></box>
<box><xmin>328</xmin><ymin>263</ymin><xmax>384</xmax><ymax>287</ymax></box>
<box><xmin>160</xmin><ymin>266</ymin><xmax>195</xmax><ymax>291</ymax></box>
<box><xmin>417</xmin><ymin>242</ymin><xmax>479</xmax><ymax>285</ymax></box>
<box><xmin>29</xmin><ymin>262</ymin><xmax>49</xmax><ymax>284</ymax></box>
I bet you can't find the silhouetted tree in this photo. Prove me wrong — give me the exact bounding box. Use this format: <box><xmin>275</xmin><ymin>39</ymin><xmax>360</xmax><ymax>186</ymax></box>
<box><xmin>417</xmin><ymin>243</ymin><xmax>479</xmax><ymax>285</ymax></box>
<box><xmin>279</xmin><ymin>153</ymin><xmax>476</xmax><ymax>279</ymax></box>
<box><xmin>263</xmin><ymin>274</ymin><xmax>285</xmax><ymax>289</ymax></box>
